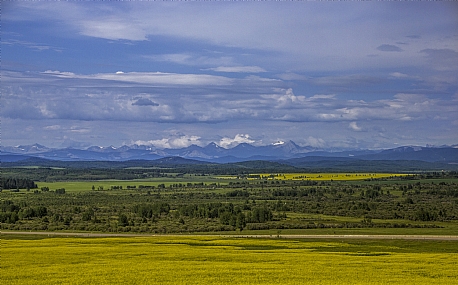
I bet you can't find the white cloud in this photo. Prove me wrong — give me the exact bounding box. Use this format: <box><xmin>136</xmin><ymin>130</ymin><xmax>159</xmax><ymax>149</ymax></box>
<box><xmin>389</xmin><ymin>72</ymin><xmax>410</xmax><ymax>79</ymax></box>
<box><xmin>70</xmin><ymin>126</ymin><xmax>90</xmax><ymax>133</ymax></box>
<box><xmin>303</xmin><ymin>136</ymin><xmax>326</xmax><ymax>148</ymax></box>
<box><xmin>43</xmin><ymin>70</ymin><xmax>76</xmax><ymax>77</ymax></box>
<box><xmin>134</xmin><ymin>135</ymin><xmax>201</xmax><ymax>149</ymax></box>
<box><xmin>44</xmin><ymin>125</ymin><xmax>61</xmax><ymax>130</ymax></box>
<box><xmin>207</xmin><ymin>66</ymin><xmax>266</xmax><ymax>73</ymax></box>
<box><xmin>91</xmin><ymin>71</ymin><xmax>234</xmax><ymax>86</ymax></box>
<box><xmin>275</xmin><ymin>88</ymin><xmax>306</xmax><ymax>108</ymax></box>
<box><xmin>219</xmin><ymin>134</ymin><xmax>255</xmax><ymax>149</ymax></box>
<box><xmin>6</xmin><ymin>70</ymin><xmax>457</xmax><ymax>125</ymax></box>
<box><xmin>262</xmin><ymin>88</ymin><xmax>308</xmax><ymax>110</ymax></box>
<box><xmin>80</xmin><ymin>19</ymin><xmax>148</xmax><ymax>41</ymax></box>
<box><xmin>134</xmin><ymin>139</ymin><xmax>168</xmax><ymax>148</ymax></box>
<box><xmin>309</xmin><ymin>94</ymin><xmax>336</xmax><ymax>100</ymax></box>
<box><xmin>349</xmin><ymin>122</ymin><xmax>363</xmax><ymax>132</ymax></box>
<box><xmin>38</xmin><ymin>104</ymin><xmax>56</xmax><ymax>118</ymax></box>
<box><xmin>145</xmin><ymin>53</ymin><xmax>234</xmax><ymax>67</ymax></box>
<box><xmin>276</xmin><ymin>73</ymin><xmax>308</xmax><ymax>81</ymax></box>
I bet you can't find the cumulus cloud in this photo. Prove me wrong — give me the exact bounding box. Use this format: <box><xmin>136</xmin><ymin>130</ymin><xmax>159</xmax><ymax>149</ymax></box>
<box><xmin>349</xmin><ymin>122</ymin><xmax>363</xmax><ymax>132</ymax></box>
<box><xmin>0</xmin><ymin>71</ymin><xmax>280</xmax><ymax>123</ymax></box>
<box><xmin>5</xmin><ymin>68</ymin><xmax>456</xmax><ymax>126</ymax></box>
<box><xmin>219</xmin><ymin>134</ymin><xmax>255</xmax><ymax>149</ymax></box>
<box><xmin>262</xmin><ymin>88</ymin><xmax>308</xmax><ymax>110</ymax></box>
<box><xmin>295</xmin><ymin>91</ymin><xmax>457</xmax><ymax>124</ymax></box>
<box><xmin>275</xmin><ymin>88</ymin><xmax>306</xmax><ymax>108</ymax></box>
<box><xmin>134</xmin><ymin>135</ymin><xmax>201</xmax><ymax>149</ymax></box>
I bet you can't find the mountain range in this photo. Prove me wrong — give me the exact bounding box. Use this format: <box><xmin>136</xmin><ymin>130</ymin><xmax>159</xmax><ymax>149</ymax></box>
<box><xmin>1</xmin><ymin>141</ymin><xmax>458</xmax><ymax>165</ymax></box>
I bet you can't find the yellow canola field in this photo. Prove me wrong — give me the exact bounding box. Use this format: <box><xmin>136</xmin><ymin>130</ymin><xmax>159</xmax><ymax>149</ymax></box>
<box><xmin>247</xmin><ymin>173</ymin><xmax>410</xmax><ymax>181</ymax></box>
<box><xmin>2</xmin><ymin>236</ymin><xmax>457</xmax><ymax>285</ymax></box>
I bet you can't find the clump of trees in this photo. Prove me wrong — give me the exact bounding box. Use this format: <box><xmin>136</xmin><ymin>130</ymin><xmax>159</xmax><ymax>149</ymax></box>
<box><xmin>1</xmin><ymin>178</ymin><xmax>37</xmax><ymax>190</ymax></box>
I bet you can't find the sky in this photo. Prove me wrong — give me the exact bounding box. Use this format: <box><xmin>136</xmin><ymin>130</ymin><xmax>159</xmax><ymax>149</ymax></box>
<box><xmin>2</xmin><ymin>1</ymin><xmax>458</xmax><ymax>150</ymax></box>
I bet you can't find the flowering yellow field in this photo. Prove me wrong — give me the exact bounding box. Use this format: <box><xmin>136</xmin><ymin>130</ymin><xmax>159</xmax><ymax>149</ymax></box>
<box><xmin>247</xmin><ymin>173</ymin><xmax>410</xmax><ymax>181</ymax></box>
<box><xmin>2</xmin><ymin>236</ymin><xmax>457</xmax><ymax>284</ymax></box>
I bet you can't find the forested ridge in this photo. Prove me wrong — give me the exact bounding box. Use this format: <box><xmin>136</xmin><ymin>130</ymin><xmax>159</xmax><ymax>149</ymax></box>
<box><xmin>3</xmin><ymin>156</ymin><xmax>458</xmax><ymax>172</ymax></box>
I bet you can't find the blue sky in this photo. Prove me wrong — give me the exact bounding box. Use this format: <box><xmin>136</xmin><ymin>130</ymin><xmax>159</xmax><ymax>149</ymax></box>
<box><xmin>2</xmin><ymin>1</ymin><xmax>458</xmax><ymax>149</ymax></box>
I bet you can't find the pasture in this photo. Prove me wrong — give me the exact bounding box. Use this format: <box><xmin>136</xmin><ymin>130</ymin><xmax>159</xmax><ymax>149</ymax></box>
<box><xmin>2</xmin><ymin>235</ymin><xmax>457</xmax><ymax>285</ymax></box>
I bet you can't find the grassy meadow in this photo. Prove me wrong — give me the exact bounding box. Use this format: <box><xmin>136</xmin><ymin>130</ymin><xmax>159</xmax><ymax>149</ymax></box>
<box><xmin>2</xmin><ymin>235</ymin><xmax>457</xmax><ymax>285</ymax></box>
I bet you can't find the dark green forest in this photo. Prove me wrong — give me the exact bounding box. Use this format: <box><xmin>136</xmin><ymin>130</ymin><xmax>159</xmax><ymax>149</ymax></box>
<box><xmin>1</xmin><ymin>178</ymin><xmax>37</xmax><ymax>190</ymax></box>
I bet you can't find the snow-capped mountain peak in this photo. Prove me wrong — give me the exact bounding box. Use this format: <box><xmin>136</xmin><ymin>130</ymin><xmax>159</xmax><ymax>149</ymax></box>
<box><xmin>2</xmin><ymin>142</ymin><xmax>457</xmax><ymax>163</ymax></box>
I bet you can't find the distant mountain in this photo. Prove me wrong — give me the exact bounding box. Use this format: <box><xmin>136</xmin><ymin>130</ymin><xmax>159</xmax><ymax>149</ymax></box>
<box><xmin>357</xmin><ymin>146</ymin><xmax>458</xmax><ymax>162</ymax></box>
<box><xmin>1</xmin><ymin>143</ymin><xmax>50</xmax><ymax>154</ymax></box>
<box><xmin>1</xmin><ymin>142</ymin><xmax>457</xmax><ymax>165</ymax></box>
<box><xmin>1</xmin><ymin>146</ymin><xmax>162</xmax><ymax>162</ymax></box>
<box><xmin>0</xmin><ymin>154</ymin><xmax>33</xmax><ymax>162</ymax></box>
<box><xmin>2</xmin><ymin>155</ymin><xmax>457</xmax><ymax>172</ymax></box>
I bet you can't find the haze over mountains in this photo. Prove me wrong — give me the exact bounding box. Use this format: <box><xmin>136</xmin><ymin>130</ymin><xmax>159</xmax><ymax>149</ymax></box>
<box><xmin>1</xmin><ymin>141</ymin><xmax>457</xmax><ymax>165</ymax></box>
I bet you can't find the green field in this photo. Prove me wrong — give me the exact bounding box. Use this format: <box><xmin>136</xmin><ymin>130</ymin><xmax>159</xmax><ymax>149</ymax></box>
<box><xmin>34</xmin><ymin>177</ymin><xmax>229</xmax><ymax>193</ymax></box>
<box><xmin>2</xmin><ymin>235</ymin><xmax>457</xmax><ymax>285</ymax></box>
<box><xmin>29</xmin><ymin>172</ymin><xmax>417</xmax><ymax>193</ymax></box>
